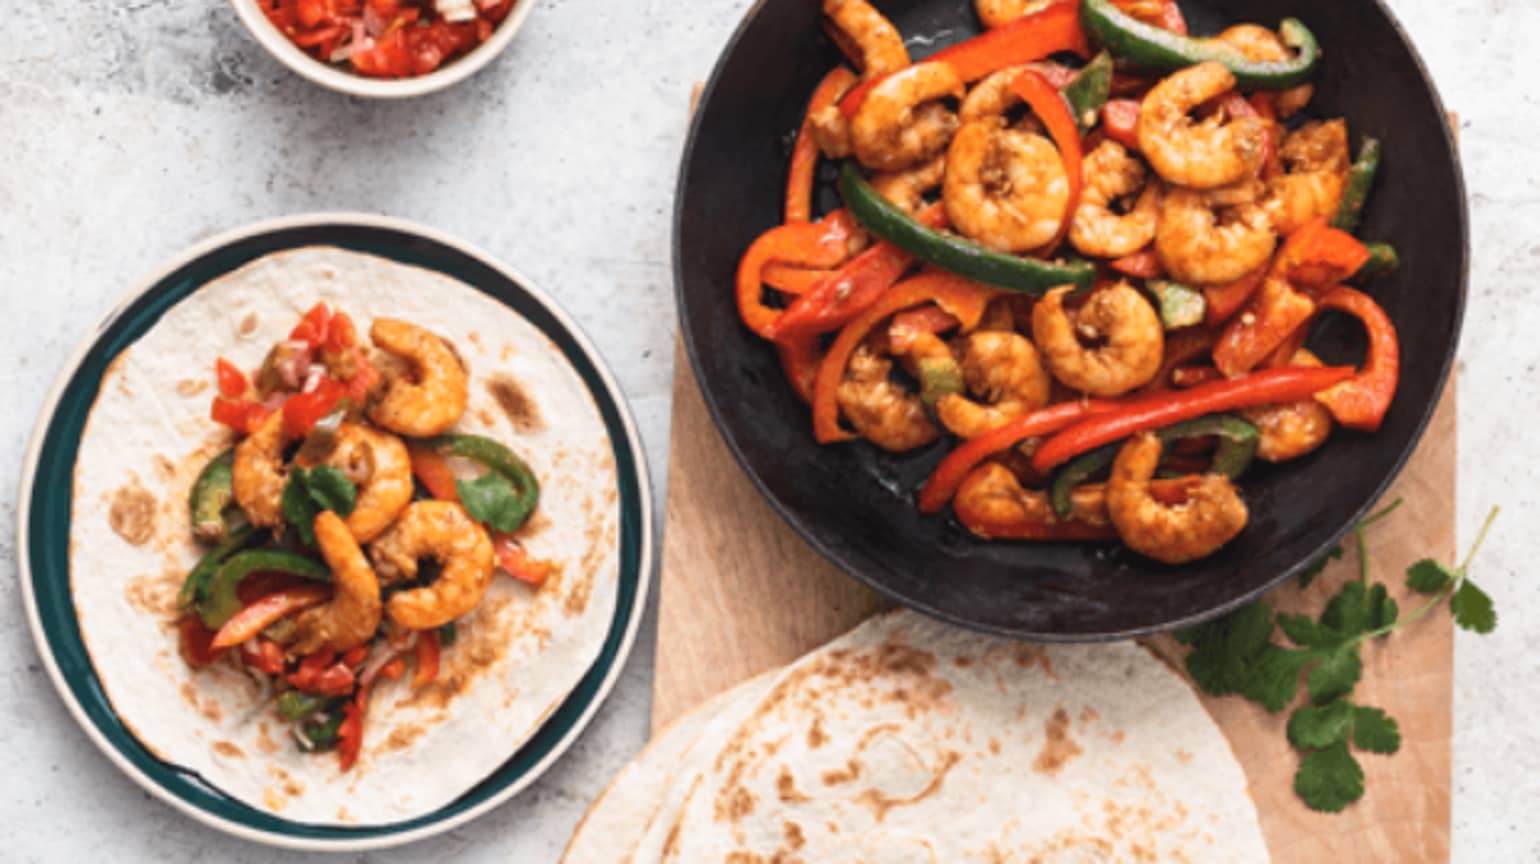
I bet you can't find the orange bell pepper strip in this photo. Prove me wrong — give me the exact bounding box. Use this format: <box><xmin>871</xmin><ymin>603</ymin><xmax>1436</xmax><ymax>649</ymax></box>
<box><xmin>1108</xmin><ymin>247</ymin><xmax>1164</xmax><ymax>279</ymax></box>
<box><xmin>1274</xmin><ymin>216</ymin><xmax>1372</xmax><ymax>286</ymax></box>
<box><xmin>1030</xmin><ymin>366</ymin><xmax>1355</xmax><ymax>472</ymax></box>
<box><xmin>408</xmin><ymin>444</ymin><xmax>460</xmax><ymax>501</ymax></box>
<box><xmin>493</xmin><ymin>534</ymin><xmax>555</xmax><ymax>586</ymax></box>
<box><xmin>812</xmin><ymin>272</ymin><xmax>996</xmax><ymax>444</ymax></box>
<box><xmin>210</xmin><ymin>584</ymin><xmax>331</xmax><ymax>651</ymax></box>
<box><xmin>1213</xmin><ymin>276</ymin><xmax>1317</xmax><ymax>377</ymax></box>
<box><xmin>776</xmin><ymin>332</ymin><xmax>823</xmax><ymax>404</ymax></box>
<box><xmin>787</xmin><ymin>67</ymin><xmax>858</xmax><ymax>224</ymax></box>
<box><xmin>738</xmin><ymin>210</ymin><xmax>862</xmax><ymax>339</ymax></box>
<box><xmin>1313</xmin><ymin>286</ymin><xmax>1400</xmax><ymax>431</ymax></box>
<box><xmin>761</xmin><ymin>263</ymin><xmax>838</xmax><ymax>295</ymax></box>
<box><xmin>1010</xmin><ymin>69</ymin><xmax>1083</xmax><ymax>255</ymax></box>
<box><xmin>1203</xmin><ymin>261</ymin><xmax>1269</xmax><ymax>327</ymax></box>
<box><xmin>1101</xmin><ymin>98</ymin><xmax>1142</xmax><ymax>149</ymax></box>
<box><xmin>413</xmin><ymin>630</ymin><xmax>441</xmax><ymax>689</ymax></box>
<box><xmin>838</xmin><ymin>0</ymin><xmax>1087</xmax><ymax>117</ymax></box>
<box><xmin>918</xmin><ymin>400</ymin><xmax>1120</xmax><ymax>513</ymax></box>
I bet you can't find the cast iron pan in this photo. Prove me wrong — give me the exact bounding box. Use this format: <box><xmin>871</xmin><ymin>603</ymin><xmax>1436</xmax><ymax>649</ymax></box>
<box><xmin>674</xmin><ymin>0</ymin><xmax>1465</xmax><ymax>640</ymax></box>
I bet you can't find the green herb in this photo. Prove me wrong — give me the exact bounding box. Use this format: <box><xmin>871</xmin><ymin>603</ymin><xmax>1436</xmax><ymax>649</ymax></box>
<box><xmin>437</xmin><ymin>621</ymin><xmax>458</xmax><ymax>646</ymax></box>
<box><xmin>281</xmin><ymin>466</ymin><xmax>358</xmax><ymax>545</ymax></box>
<box><xmin>1179</xmin><ymin>503</ymin><xmax>1499</xmax><ymax>812</ymax></box>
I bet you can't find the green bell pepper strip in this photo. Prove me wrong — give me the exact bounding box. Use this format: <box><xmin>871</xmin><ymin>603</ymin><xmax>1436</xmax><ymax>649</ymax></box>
<box><xmin>1079</xmin><ymin>0</ymin><xmax>1320</xmax><ymax>90</ymax></box>
<box><xmin>277</xmin><ymin>691</ymin><xmax>329</xmax><ymax>722</ymax></box>
<box><xmin>839</xmin><ymin>163</ymin><xmax>1095</xmax><ymax>294</ymax></box>
<box><xmin>1147</xmin><ymin>280</ymin><xmax>1206</xmax><ymax>329</ymax></box>
<box><xmin>916</xmin><ymin>357</ymin><xmax>964</xmax><ymax>413</ymax></box>
<box><xmin>198</xmin><ymin>549</ymin><xmax>331</xmax><ymax>630</ymax></box>
<box><xmin>1331</xmin><ymin>137</ymin><xmax>1381</xmax><ymax>232</ymax></box>
<box><xmin>1062</xmin><ymin>51</ymin><xmax>1114</xmax><ymax>134</ymax></box>
<box><xmin>1352</xmin><ymin>242</ymin><xmax>1399</xmax><ymax>283</ymax></box>
<box><xmin>300</xmin><ymin>701</ymin><xmax>349</xmax><ymax>750</ymax></box>
<box><xmin>176</xmin><ymin>524</ymin><xmax>258</xmax><ymax>610</ymax></box>
<box><xmin>1048</xmin><ymin>414</ymin><xmax>1259</xmax><ymax>516</ymax></box>
<box><xmin>189</xmin><ymin>449</ymin><xmax>236</xmax><ymax>544</ymax></box>
<box><xmin>425</xmin><ymin>434</ymin><xmax>542</xmax><ymax>533</ymax></box>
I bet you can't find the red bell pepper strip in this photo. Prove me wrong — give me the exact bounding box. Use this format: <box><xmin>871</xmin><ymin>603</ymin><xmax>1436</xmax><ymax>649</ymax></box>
<box><xmin>1274</xmin><ymin>216</ymin><xmax>1372</xmax><ymax>287</ymax></box>
<box><xmin>210</xmin><ymin>584</ymin><xmax>331</xmax><ymax>651</ymax></box>
<box><xmin>336</xmin><ymin>688</ymin><xmax>365</xmax><ymax>771</ymax></box>
<box><xmin>1266</xmin><ymin>323</ymin><xmax>1311</xmax><ymax>369</ymax></box>
<box><xmin>240</xmin><ymin>639</ymin><xmax>287</xmax><ymax>675</ymax></box>
<box><xmin>413</xmin><ymin>630</ymin><xmax>441</xmax><ymax>689</ymax></box>
<box><xmin>888</xmin><ymin>305</ymin><xmax>961</xmax><ymax>354</ymax></box>
<box><xmin>1142</xmin><ymin>326</ymin><xmax>1217</xmax><ymax>393</ymax></box>
<box><xmin>493</xmin><ymin>535</ymin><xmax>555</xmax><ymax>586</ymax></box>
<box><xmin>1009</xmin><ymin>69</ymin><xmax>1083</xmax><ymax>255</ymax></box>
<box><xmin>178</xmin><ymin>615</ymin><xmax>224</xmax><ymax>667</ymax></box>
<box><xmin>761</xmin><ymin>263</ymin><xmax>838</xmax><ymax>295</ymax></box>
<box><xmin>813</xmin><ymin>272</ymin><xmax>996</xmax><ymax>444</ymax></box>
<box><xmin>1213</xmin><ymin>276</ymin><xmax>1316</xmax><ymax>377</ymax></box>
<box><xmin>788</xmin><ymin>67</ymin><xmax>858</xmax><ymax>224</ymax></box>
<box><xmin>1203</xmin><ymin>261</ymin><xmax>1269</xmax><ymax>327</ymax></box>
<box><xmin>215</xmin><ymin>358</ymin><xmax>248</xmax><ymax>398</ymax></box>
<box><xmin>408</xmin><ymin>444</ymin><xmax>460</xmax><ymax>501</ymax></box>
<box><xmin>282</xmin><ymin>377</ymin><xmax>349</xmax><ymax>438</ymax></box>
<box><xmin>1109</xmin><ymin>247</ymin><xmax>1163</xmax><ymax>279</ymax></box>
<box><xmin>1312</xmin><ymin>287</ymin><xmax>1400</xmax><ymax>431</ymax></box>
<box><xmin>1030</xmin><ymin>365</ymin><xmax>1355</xmax><ymax>472</ymax></box>
<box><xmin>1101</xmin><ymin>99</ymin><xmax>1141</xmax><ymax>149</ymax></box>
<box><xmin>776</xmin><ymin>332</ymin><xmax>823</xmax><ymax>404</ymax></box>
<box><xmin>838</xmin><ymin>1</ymin><xmax>1088</xmax><ymax>117</ymax></box>
<box><xmin>738</xmin><ymin>210</ymin><xmax>861</xmax><ymax>339</ymax></box>
<box><xmin>287</xmin><ymin>647</ymin><xmax>335</xmax><ymax>691</ymax></box>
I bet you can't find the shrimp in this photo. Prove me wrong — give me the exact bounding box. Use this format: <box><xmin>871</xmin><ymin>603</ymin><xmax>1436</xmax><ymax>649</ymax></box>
<box><xmin>295</xmin><ymin>423</ymin><xmax>413</xmax><ymax>543</ymax></box>
<box><xmin>824</xmin><ymin>0</ymin><xmax>910</xmax><ymax>78</ymax></box>
<box><xmin>935</xmin><ymin>331</ymin><xmax>1051</xmax><ymax>438</ymax></box>
<box><xmin>1106</xmin><ymin>432</ymin><xmax>1248</xmax><ymax>564</ymax></box>
<box><xmin>231</xmin><ymin>410</ymin><xmax>288</xmax><ymax>529</ymax></box>
<box><xmin>1031</xmin><ymin>283</ymin><xmax>1163</xmax><ymax>397</ymax></box>
<box><xmin>943</xmin><ymin>120</ymin><xmax>1068</xmax><ymax>252</ymax></box>
<box><xmin>369</xmin><ymin>501</ymin><xmax>495</xmax><ymax>631</ymax></box>
<box><xmin>869</xmin><ymin>156</ymin><xmax>947</xmax><ymax>215</ymax></box>
<box><xmin>1155</xmin><ymin>186</ymin><xmax>1276</xmax><ymax>284</ymax></box>
<box><xmin>1262</xmin><ymin>119</ymin><xmax>1350</xmax><ymax>237</ymax></box>
<box><xmin>1137</xmin><ymin>62</ymin><xmax>1267</xmax><ymax>189</ymax></box>
<box><xmin>1069</xmin><ymin>140</ymin><xmax>1162</xmax><ymax>259</ymax></box>
<box><xmin>851</xmin><ymin>62</ymin><xmax>964</xmax><ymax>172</ymax></box>
<box><xmin>975</xmin><ymin>0</ymin><xmax>1056</xmax><ymax>29</ymax></box>
<box><xmin>1241</xmin><ymin>349</ymin><xmax>1333</xmax><ymax>462</ymax></box>
<box><xmin>954</xmin><ymin>463</ymin><xmax>1114</xmax><ymax>540</ymax></box>
<box><xmin>291</xmin><ymin>510</ymin><xmax>382</xmax><ymax>655</ymax></box>
<box><xmin>367</xmin><ymin>318</ymin><xmax>469</xmax><ymax>438</ymax></box>
<box><xmin>836</xmin><ymin>343</ymin><xmax>941</xmax><ymax>452</ymax></box>
<box><xmin>1213</xmin><ymin>25</ymin><xmax>1314</xmax><ymax>118</ymax></box>
<box><xmin>810</xmin><ymin>106</ymin><xmax>855</xmax><ymax>159</ymax></box>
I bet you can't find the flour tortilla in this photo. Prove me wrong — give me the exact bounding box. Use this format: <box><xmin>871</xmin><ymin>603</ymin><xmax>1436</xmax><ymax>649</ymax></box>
<box><xmin>648</xmin><ymin>610</ymin><xmax>1268</xmax><ymax>863</ymax></box>
<box><xmin>70</xmin><ymin>247</ymin><xmax>622</xmax><ymax>825</ymax></box>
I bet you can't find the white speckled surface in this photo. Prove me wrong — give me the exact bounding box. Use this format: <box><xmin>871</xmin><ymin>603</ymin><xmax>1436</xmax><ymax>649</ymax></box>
<box><xmin>0</xmin><ymin>0</ymin><xmax>1533</xmax><ymax>860</ymax></box>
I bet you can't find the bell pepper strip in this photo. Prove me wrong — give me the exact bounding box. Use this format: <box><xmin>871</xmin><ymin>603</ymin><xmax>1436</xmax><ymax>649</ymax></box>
<box><xmin>888</xmin><ymin>305</ymin><xmax>961</xmax><ymax>353</ymax></box>
<box><xmin>408</xmin><ymin>444</ymin><xmax>460</xmax><ymax>501</ymax></box>
<box><xmin>1047</xmin><ymin>413</ymin><xmax>1258</xmax><ymax>516</ymax></box>
<box><xmin>739</xmin><ymin>211</ymin><xmax>864</xmax><ymax>339</ymax></box>
<box><xmin>838</xmin><ymin>0</ymin><xmax>1088</xmax><ymax>117</ymax></box>
<box><xmin>1331</xmin><ymin>137</ymin><xmax>1381</xmax><ymax>232</ymax></box>
<box><xmin>215</xmin><ymin>358</ymin><xmax>248</xmax><ymax>398</ymax></box>
<box><xmin>413</xmin><ymin>630</ymin><xmax>441</xmax><ymax>689</ymax></box>
<box><xmin>210</xmin><ymin>584</ymin><xmax>331</xmax><ymax>651</ymax></box>
<box><xmin>1170</xmin><ymin>365</ymin><xmax>1224</xmax><ymax>388</ymax></box>
<box><xmin>1352</xmin><ymin>242</ymin><xmax>1399</xmax><ymax>283</ymax></box>
<box><xmin>917</xmin><ymin>400</ymin><xmax>1120</xmax><ymax>513</ymax></box>
<box><xmin>240</xmin><ymin>639</ymin><xmax>287</xmax><ymax>676</ymax></box>
<box><xmin>1030</xmin><ymin>365</ymin><xmax>1354</xmax><ymax>472</ymax></box>
<box><xmin>1274</xmin><ymin>216</ymin><xmax>1371</xmax><ymax>289</ymax></box>
<box><xmin>342</xmin><ymin>645</ymin><xmax>369</xmax><ymax>668</ymax></box>
<box><xmin>177</xmin><ymin>524</ymin><xmax>259</xmax><ymax>611</ymax></box>
<box><xmin>777</xmin><ymin>332</ymin><xmax>823</xmax><ymax>404</ymax></box>
<box><xmin>178</xmin><ymin>615</ymin><xmax>224</xmax><ymax>667</ymax></box>
<box><xmin>493</xmin><ymin>534</ymin><xmax>556</xmax><ymax>586</ymax></box>
<box><xmin>198</xmin><ymin>549</ymin><xmax>332</xmax><ymax>630</ymax></box>
<box><xmin>422</xmin><ymin>434</ymin><xmax>541</xmax><ymax>532</ymax></box>
<box><xmin>1009</xmin><ymin>69</ymin><xmax>1084</xmax><ymax>254</ymax></box>
<box><xmin>1061</xmin><ymin>51</ymin><xmax>1114</xmax><ymax>134</ymax></box>
<box><xmin>761</xmin><ymin>263</ymin><xmax>839</xmax><ymax>295</ymax></box>
<box><xmin>955</xmin><ymin>463</ymin><xmax>1118</xmax><ymax>541</ymax></box>
<box><xmin>1080</xmin><ymin>0</ymin><xmax>1321</xmax><ymax>90</ymax></box>
<box><xmin>1264</xmin><ymin>324</ymin><xmax>1312</xmax><ymax>369</ymax></box>
<box><xmin>1203</xmin><ymin>261</ymin><xmax>1269</xmax><ymax>327</ymax></box>
<box><xmin>1147</xmin><ymin>280</ymin><xmax>1205</xmax><ymax>329</ymax></box>
<box><xmin>916</xmin><ymin>357</ymin><xmax>965</xmax><ymax>413</ymax></box>
<box><xmin>189</xmin><ymin>449</ymin><xmax>236</xmax><ymax>544</ymax></box>
<box><xmin>336</xmin><ymin>689</ymin><xmax>366</xmax><ymax>771</ymax></box>
<box><xmin>1101</xmin><ymin>98</ymin><xmax>1142</xmax><ymax>150</ymax></box>
<box><xmin>1109</xmin><ymin>246</ymin><xmax>1163</xmax><ymax>279</ymax></box>
<box><xmin>1313</xmin><ymin>287</ymin><xmax>1400</xmax><ymax>432</ymax></box>
<box><xmin>813</xmin><ymin>273</ymin><xmax>996</xmax><ymax>444</ymax></box>
<box><xmin>1212</xmin><ymin>277</ymin><xmax>1317</xmax><ymax>377</ymax></box>
<box><xmin>838</xmin><ymin>164</ymin><xmax>1095</xmax><ymax>294</ymax></box>
<box><xmin>788</xmin><ymin>67</ymin><xmax>859</xmax><ymax>224</ymax></box>
<box><xmin>277</xmin><ymin>691</ymin><xmax>329</xmax><ymax>722</ymax></box>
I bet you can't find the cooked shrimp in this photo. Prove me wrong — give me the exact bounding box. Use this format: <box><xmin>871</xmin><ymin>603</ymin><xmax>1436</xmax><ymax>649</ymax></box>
<box><xmin>368</xmin><ymin>319</ymin><xmax>469</xmax><ymax>438</ymax></box>
<box><xmin>1031</xmin><ymin>283</ymin><xmax>1163</xmax><ymax>397</ymax></box>
<box><xmin>1156</xmin><ymin>186</ymin><xmax>1276</xmax><ymax>284</ymax></box>
<box><xmin>1106</xmin><ymin>432</ymin><xmax>1248</xmax><ymax>564</ymax></box>
<box><xmin>291</xmin><ymin>510</ymin><xmax>382</xmax><ymax>655</ymax></box>
<box><xmin>955</xmin><ymin>463</ymin><xmax>1113</xmax><ymax>539</ymax></box>
<box><xmin>836</xmin><ymin>344</ymin><xmax>940</xmax><ymax>452</ymax></box>
<box><xmin>851</xmin><ymin>62</ymin><xmax>964</xmax><ymax>172</ymax></box>
<box><xmin>1262</xmin><ymin>119</ymin><xmax>1350</xmax><ymax>236</ymax></box>
<box><xmin>974</xmin><ymin>0</ymin><xmax>1055</xmax><ymax>29</ymax></box>
<box><xmin>1137</xmin><ymin>62</ymin><xmax>1267</xmax><ymax>189</ymax></box>
<box><xmin>810</xmin><ymin>105</ymin><xmax>854</xmax><ymax>159</ymax></box>
<box><xmin>958</xmin><ymin>66</ymin><xmax>1027</xmax><ymax>123</ymax></box>
<box><xmin>824</xmin><ymin>0</ymin><xmax>909</xmax><ymax>78</ymax></box>
<box><xmin>1241</xmin><ymin>349</ymin><xmax>1333</xmax><ymax>462</ymax></box>
<box><xmin>295</xmin><ymin>423</ymin><xmax>413</xmax><ymax>543</ymax></box>
<box><xmin>1213</xmin><ymin>25</ymin><xmax>1313</xmax><ymax>118</ymax></box>
<box><xmin>231</xmin><ymin>410</ymin><xmax>288</xmax><ymax>529</ymax></box>
<box><xmin>369</xmin><ymin>501</ymin><xmax>495</xmax><ymax>631</ymax></box>
<box><xmin>870</xmin><ymin>156</ymin><xmax>947</xmax><ymax>215</ymax></box>
<box><xmin>936</xmin><ymin>331</ymin><xmax>1051</xmax><ymax>438</ymax></box>
<box><xmin>943</xmin><ymin>120</ymin><xmax>1068</xmax><ymax>252</ymax></box>
<box><xmin>1069</xmin><ymin>140</ymin><xmax>1162</xmax><ymax>258</ymax></box>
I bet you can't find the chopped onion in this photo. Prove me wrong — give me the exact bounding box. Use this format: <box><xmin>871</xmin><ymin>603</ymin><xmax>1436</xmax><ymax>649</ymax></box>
<box><xmin>437</xmin><ymin>0</ymin><xmax>478</xmax><ymax>23</ymax></box>
<box><xmin>302</xmin><ymin>365</ymin><xmax>325</xmax><ymax>394</ymax></box>
<box><xmin>329</xmin><ymin>44</ymin><xmax>354</xmax><ymax>64</ymax></box>
<box><xmin>363</xmin><ymin>5</ymin><xmax>388</xmax><ymax>38</ymax></box>
<box><xmin>235</xmin><ymin>663</ymin><xmax>274</xmax><ymax>728</ymax></box>
<box><xmin>359</xmin><ymin>634</ymin><xmax>415</xmax><ymax>689</ymax></box>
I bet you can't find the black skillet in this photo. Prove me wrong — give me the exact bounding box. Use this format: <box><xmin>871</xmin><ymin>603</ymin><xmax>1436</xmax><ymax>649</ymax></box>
<box><xmin>673</xmin><ymin>0</ymin><xmax>1465</xmax><ymax>640</ymax></box>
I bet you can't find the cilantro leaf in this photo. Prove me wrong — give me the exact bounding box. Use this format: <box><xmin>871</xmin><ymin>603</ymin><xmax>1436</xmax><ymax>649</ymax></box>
<box><xmin>1299</xmin><ymin>545</ymin><xmax>1343</xmax><ymax>588</ymax></box>
<box><xmin>1287</xmin><ymin>699</ymin><xmax>1353</xmax><ymax>749</ymax></box>
<box><xmin>1451</xmin><ymin>579</ymin><xmax>1497</xmax><ymax>634</ymax></box>
<box><xmin>1319</xmin><ymin>581</ymin><xmax>1370</xmax><ymax>639</ymax></box>
<box><xmin>1277</xmin><ymin>613</ymin><xmax>1339</xmax><ymax>649</ymax></box>
<box><xmin>1406</xmin><ymin>559</ymin><xmax>1455</xmax><ymax>594</ymax></box>
<box><xmin>303</xmin><ymin>465</ymin><xmax>357</xmax><ymax>517</ymax></box>
<box><xmin>1240</xmin><ymin>645</ymin><xmax>1313</xmax><ymax>713</ymax></box>
<box><xmin>1351</xmin><ymin>706</ymin><xmax>1401</xmax><ymax>754</ymax></box>
<box><xmin>281</xmin><ymin>475</ymin><xmax>320</xmax><ymax>546</ymax></box>
<box><xmin>1295</xmin><ymin>739</ymin><xmax>1365</xmax><ymax>813</ymax></box>
<box><xmin>1182</xmin><ymin>602</ymin><xmax>1276</xmax><ymax>697</ymax></box>
<box><xmin>1367</xmin><ymin>583</ymin><xmax>1398</xmax><ymax>632</ymax></box>
<box><xmin>456</xmin><ymin>471</ymin><xmax>524</xmax><ymax>533</ymax></box>
<box><xmin>1307</xmin><ymin>644</ymin><xmax>1362</xmax><ymax>704</ymax></box>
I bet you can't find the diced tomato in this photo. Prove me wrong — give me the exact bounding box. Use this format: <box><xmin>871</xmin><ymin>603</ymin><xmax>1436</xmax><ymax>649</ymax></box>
<box><xmin>311</xmin><ymin>663</ymin><xmax>357</xmax><ymax>696</ymax></box>
<box><xmin>215</xmin><ymin>358</ymin><xmax>248</xmax><ymax>398</ymax></box>
<box><xmin>493</xmin><ymin>535</ymin><xmax>554</xmax><ymax>586</ymax></box>
<box><xmin>1102</xmin><ymin>99</ymin><xmax>1141</xmax><ymax>150</ymax></box>
<box><xmin>412</xmin><ymin>631</ymin><xmax>441</xmax><ymax>689</ymax></box>
<box><xmin>296</xmin><ymin>0</ymin><xmax>335</xmax><ymax>28</ymax></box>
<box><xmin>366</xmin><ymin>0</ymin><xmax>400</xmax><ymax>16</ymax></box>
<box><xmin>342</xmin><ymin>646</ymin><xmax>370</xmax><ymax>668</ymax></box>
<box><xmin>344</xmin><ymin>350</ymin><xmax>380</xmax><ymax>402</ymax></box>
<box><xmin>288</xmin><ymin>648</ymin><xmax>337</xmax><ymax>692</ymax></box>
<box><xmin>324</xmin><ymin>311</ymin><xmax>357</xmax><ymax>352</ymax></box>
<box><xmin>351</xmin><ymin>27</ymin><xmax>413</xmax><ymax>78</ymax></box>
<box><xmin>282</xmin><ymin>378</ymin><xmax>348</xmax><ymax>438</ymax></box>
<box><xmin>211</xmin><ymin>397</ymin><xmax>271</xmax><ymax>435</ymax></box>
<box><xmin>290</xmin><ymin>302</ymin><xmax>334</xmax><ymax>348</ymax></box>
<box><xmin>240</xmin><ymin>639</ymin><xmax>287</xmax><ymax>675</ymax></box>
<box><xmin>178</xmin><ymin>615</ymin><xmax>224</xmax><ymax>667</ymax></box>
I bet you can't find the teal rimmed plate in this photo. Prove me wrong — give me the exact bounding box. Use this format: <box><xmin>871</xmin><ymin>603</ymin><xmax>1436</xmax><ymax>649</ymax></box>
<box><xmin>16</xmin><ymin>213</ymin><xmax>654</xmax><ymax>851</ymax></box>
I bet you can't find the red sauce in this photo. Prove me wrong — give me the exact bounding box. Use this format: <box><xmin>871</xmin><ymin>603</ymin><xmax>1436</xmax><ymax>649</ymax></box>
<box><xmin>260</xmin><ymin>0</ymin><xmax>519</xmax><ymax>79</ymax></box>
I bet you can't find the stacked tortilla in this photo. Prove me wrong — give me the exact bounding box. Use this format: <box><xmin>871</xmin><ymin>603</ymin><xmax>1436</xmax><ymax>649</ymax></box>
<box><xmin>565</xmin><ymin>610</ymin><xmax>1268</xmax><ymax>862</ymax></box>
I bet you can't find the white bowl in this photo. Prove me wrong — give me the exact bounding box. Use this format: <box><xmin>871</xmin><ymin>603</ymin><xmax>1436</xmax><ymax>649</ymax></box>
<box><xmin>229</xmin><ymin>0</ymin><xmax>536</xmax><ymax>98</ymax></box>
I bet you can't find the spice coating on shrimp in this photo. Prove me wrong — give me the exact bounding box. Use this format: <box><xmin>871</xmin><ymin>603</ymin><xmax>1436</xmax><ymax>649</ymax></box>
<box><xmin>824</xmin><ymin>0</ymin><xmax>910</xmax><ymax>78</ymax></box>
<box><xmin>936</xmin><ymin>331</ymin><xmax>1052</xmax><ymax>438</ymax></box>
<box><xmin>943</xmin><ymin>120</ymin><xmax>1068</xmax><ymax>252</ymax></box>
<box><xmin>851</xmin><ymin>62</ymin><xmax>964</xmax><ymax>172</ymax></box>
<box><xmin>836</xmin><ymin>343</ymin><xmax>941</xmax><ymax>452</ymax></box>
<box><xmin>869</xmin><ymin>156</ymin><xmax>947</xmax><ymax>215</ymax></box>
<box><xmin>231</xmin><ymin>410</ymin><xmax>288</xmax><ymax>528</ymax></box>
<box><xmin>1106</xmin><ymin>432</ymin><xmax>1249</xmax><ymax>564</ymax></box>
<box><xmin>1070</xmin><ymin>140</ymin><xmax>1162</xmax><ymax>259</ymax></box>
<box><xmin>1031</xmin><ymin>283</ymin><xmax>1163</xmax><ymax>397</ymax></box>
<box><xmin>1156</xmin><ymin>186</ymin><xmax>1276</xmax><ymax>285</ymax></box>
<box><xmin>370</xmin><ymin>501</ymin><xmax>495</xmax><ymax>631</ymax></box>
<box><xmin>1137</xmin><ymin>62</ymin><xmax>1266</xmax><ymax>189</ymax></box>
<box><xmin>367</xmin><ymin>318</ymin><xmax>469</xmax><ymax>438</ymax></box>
<box><xmin>974</xmin><ymin>0</ymin><xmax>1057</xmax><ymax>30</ymax></box>
<box><xmin>291</xmin><ymin>510</ymin><xmax>383</xmax><ymax>655</ymax></box>
<box><xmin>1262</xmin><ymin>119</ymin><xmax>1350</xmax><ymax>236</ymax></box>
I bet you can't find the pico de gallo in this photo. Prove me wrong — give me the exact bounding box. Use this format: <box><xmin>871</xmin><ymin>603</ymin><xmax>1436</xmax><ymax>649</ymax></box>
<box><xmin>259</xmin><ymin>0</ymin><xmax>520</xmax><ymax>79</ymax></box>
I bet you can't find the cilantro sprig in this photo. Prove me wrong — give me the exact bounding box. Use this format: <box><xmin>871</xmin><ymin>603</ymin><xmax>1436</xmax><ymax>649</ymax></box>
<box><xmin>281</xmin><ymin>465</ymin><xmax>358</xmax><ymax>546</ymax></box>
<box><xmin>1178</xmin><ymin>503</ymin><xmax>1500</xmax><ymax>812</ymax></box>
